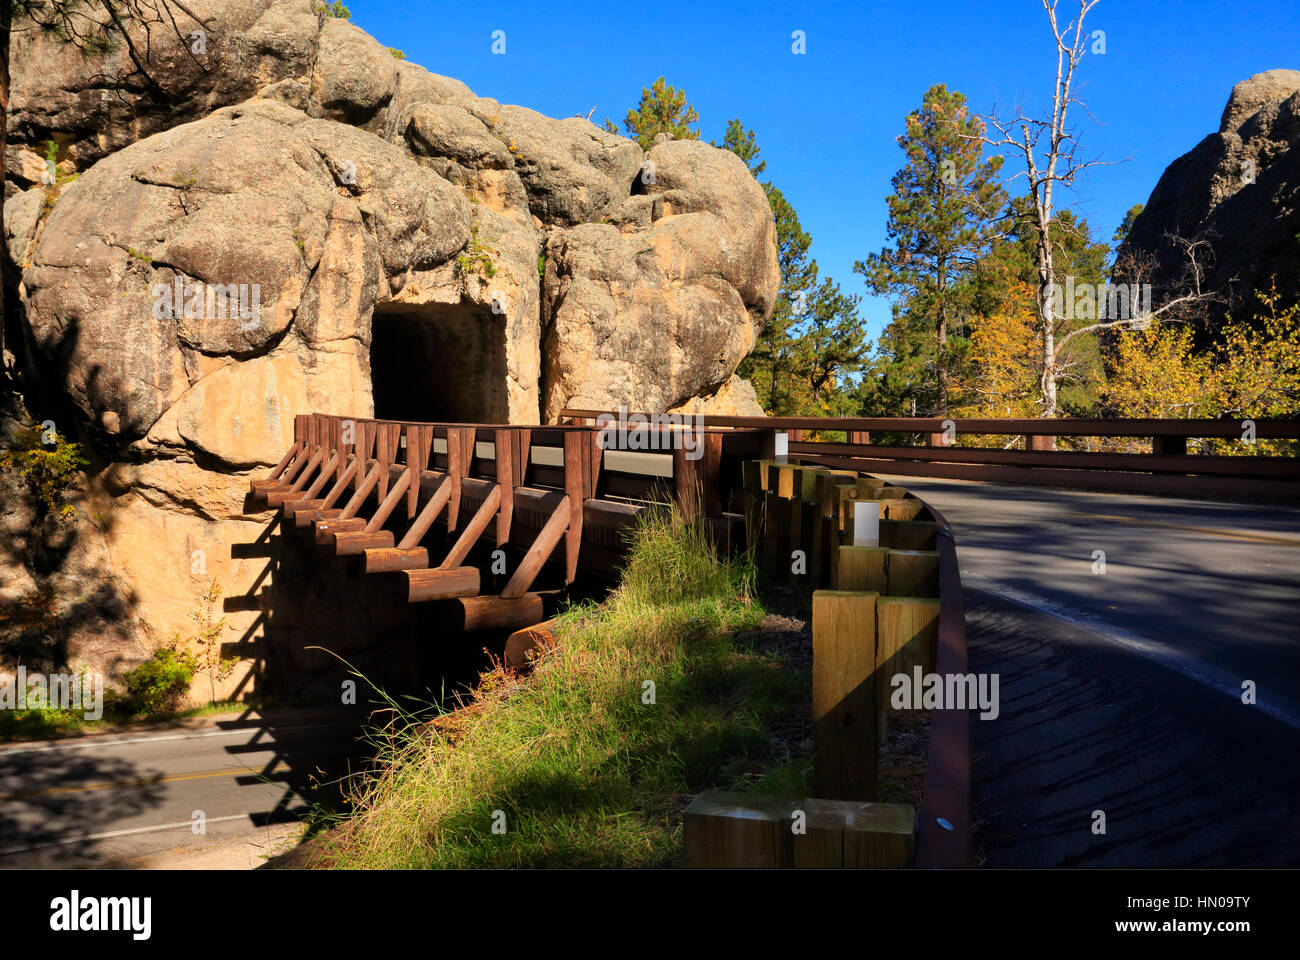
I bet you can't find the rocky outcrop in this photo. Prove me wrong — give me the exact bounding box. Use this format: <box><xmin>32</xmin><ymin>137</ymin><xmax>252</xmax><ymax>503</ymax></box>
<box><xmin>1117</xmin><ymin>70</ymin><xmax>1300</xmax><ymax>319</ymax></box>
<box><xmin>1</xmin><ymin>0</ymin><xmax>778</xmax><ymax>699</ymax></box>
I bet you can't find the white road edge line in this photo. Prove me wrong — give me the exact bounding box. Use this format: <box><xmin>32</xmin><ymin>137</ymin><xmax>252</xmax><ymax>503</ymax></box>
<box><xmin>0</xmin><ymin>722</ymin><xmax>348</xmax><ymax>757</ymax></box>
<box><xmin>962</xmin><ymin>570</ymin><xmax>1300</xmax><ymax>732</ymax></box>
<box><xmin>0</xmin><ymin>813</ymin><xmax>257</xmax><ymax>856</ymax></box>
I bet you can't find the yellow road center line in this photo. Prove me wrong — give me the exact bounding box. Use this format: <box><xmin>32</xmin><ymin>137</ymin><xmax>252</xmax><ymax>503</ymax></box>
<box><xmin>1075</xmin><ymin>512</ymin><xmax>1300</xmax><ymax>547</ymax></box>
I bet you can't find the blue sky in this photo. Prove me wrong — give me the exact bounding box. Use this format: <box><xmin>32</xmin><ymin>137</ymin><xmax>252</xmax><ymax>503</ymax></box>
<box><xmin>347</xmin><ymin>0</ymin><xmax>1298</xmax><ymax>340</ymax></box>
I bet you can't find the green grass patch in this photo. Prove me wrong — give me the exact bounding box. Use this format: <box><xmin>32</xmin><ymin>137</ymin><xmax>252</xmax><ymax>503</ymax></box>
<box><xmin>0</xmin><ymin>698</ymin><xmax>253</xmax><ymax>743</ymax></box>
<box><xmin>323</xmin><ymin>508</ymin><xmax>806</xmax><ymax>868</ymax></box>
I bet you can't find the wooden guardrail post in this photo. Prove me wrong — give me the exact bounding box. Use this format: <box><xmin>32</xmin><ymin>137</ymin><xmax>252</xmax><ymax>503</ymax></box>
<box><xmin>812</xmin><ymin>589</ymin><xmax>878</xmax><ymax>801</ymax></box>
<box><xmin>683</xmin><ymin>792</ymin><xmax>914</xmax><ymax>868</ymax></box>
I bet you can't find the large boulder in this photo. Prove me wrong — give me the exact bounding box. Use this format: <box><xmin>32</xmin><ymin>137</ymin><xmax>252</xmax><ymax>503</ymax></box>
<box><xmin>2</xmin><ymin>4</ymin><xmax>778</xmax><ymax>701</ymax></box>
<box><xmin>541</xmin><ymin>139</ymin><xmax>779</xmax><ymax>420</ymax></box>
<box><xmin>1118</xmin><ymin>70</ymin><xmax>1300</xmax><ymax>320</ymax></box>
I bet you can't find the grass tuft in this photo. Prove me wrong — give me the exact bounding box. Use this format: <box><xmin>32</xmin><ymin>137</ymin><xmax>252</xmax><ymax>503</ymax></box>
<box><xmin>322</xmin><ymin>508</ymin><xmax>803</xmax><ymax>868</ymax></box>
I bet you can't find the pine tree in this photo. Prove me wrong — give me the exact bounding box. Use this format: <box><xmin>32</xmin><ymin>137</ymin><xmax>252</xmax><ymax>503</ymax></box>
<box><xmin>855</xmin><ymin>84</ymin><xmax>1006</xmax><ymax>416</ymax></box>
<box><xmin>605</xmin><ymin>77</ymin><xmax>700</xmax><ymax>150</ymax></box>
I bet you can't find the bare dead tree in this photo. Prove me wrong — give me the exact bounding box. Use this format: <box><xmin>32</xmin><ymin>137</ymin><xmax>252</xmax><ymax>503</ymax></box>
<box><xmin>971</xmin><ymin>0</ymin><xmax>1112</xmax><ymax>417</ymax></box>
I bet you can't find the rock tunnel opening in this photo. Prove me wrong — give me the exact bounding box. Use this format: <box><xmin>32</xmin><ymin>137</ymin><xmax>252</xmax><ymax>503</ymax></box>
<box><xmin>369</xmin><ymin>302</ymin><xmax>510</xmax><ymax>424</ymax></box>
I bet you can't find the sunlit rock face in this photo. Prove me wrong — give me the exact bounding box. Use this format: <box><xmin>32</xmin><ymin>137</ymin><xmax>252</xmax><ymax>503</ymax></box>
<box><xmin>1117</xmin><ymin>70</ymin><xmax>1300</xmax><ymax>323</ymax></box>
<box><xmin>2</xmin><ymin>0</ymin><xmax>777</xmax><ymax>695</ymax></box>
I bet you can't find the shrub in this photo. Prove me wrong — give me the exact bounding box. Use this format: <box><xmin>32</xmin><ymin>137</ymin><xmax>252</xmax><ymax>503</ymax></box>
<box><xmin>116</xmin><ymin>647</ymin><xmax>196</xmax><ymax>716</ymax></box>
<box><xmin>0</xmin><ymin>420</ymin><xmax>87</xmax><ymax>520</ymax></box>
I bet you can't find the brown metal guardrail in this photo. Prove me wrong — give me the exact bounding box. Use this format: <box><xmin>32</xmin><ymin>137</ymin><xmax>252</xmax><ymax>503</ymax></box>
<box><xmin>561</xmin><ymin>410</ymin><xmax>1300</xmax><ymax>500</ymax></box>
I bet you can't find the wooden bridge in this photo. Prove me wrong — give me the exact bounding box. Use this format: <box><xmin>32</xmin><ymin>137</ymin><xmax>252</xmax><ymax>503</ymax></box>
<box><xmin>247</xmin><ymin>409</ymin><xmax>1297</xmax><ymax>637</ymax></box>
<box><xmin>246</xmin><ymin>412</ymin><xmax>779</xmax><ymax>634</ymax></box>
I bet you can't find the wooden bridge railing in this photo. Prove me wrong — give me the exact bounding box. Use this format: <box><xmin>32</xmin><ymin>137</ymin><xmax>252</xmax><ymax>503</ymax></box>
<box><xmin>246</xmin><ymin>413</ymin><xmax>780</xmax><ymax>628</ymax></box>
<box><xmin>560</xmin><ymin>410</ymin><xmax>1300</xmax><ymax>499</ymax></box>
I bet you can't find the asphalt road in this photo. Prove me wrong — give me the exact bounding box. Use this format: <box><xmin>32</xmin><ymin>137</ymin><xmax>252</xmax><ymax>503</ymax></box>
<box><xmin>878</xmin><ymin>475</ymin><xmax>1300</xmax><ymax>867</ymax></box>
<box><xmin>0</xmin><ymin>708</ymin><xmax>370</xmax><ymax>868</ymax></box>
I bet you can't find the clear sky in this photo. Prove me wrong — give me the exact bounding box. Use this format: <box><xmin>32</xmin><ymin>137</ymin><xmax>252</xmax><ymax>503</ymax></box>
<box><xmin>345</xmin><ymin>0</ymin><xmax>1298</xmax><ymax>340</ymax></box>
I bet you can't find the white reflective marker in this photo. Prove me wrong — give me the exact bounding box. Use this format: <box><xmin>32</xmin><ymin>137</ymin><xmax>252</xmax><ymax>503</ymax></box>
<box><xmin>853</xmin><ymin>500</ymin><xmax>880</xmax><ymax>547</ymax></box>
<box><xmin>774</xmin><ymin>432</ymin><xmax>789</xmax><ymax>464</ymax></box>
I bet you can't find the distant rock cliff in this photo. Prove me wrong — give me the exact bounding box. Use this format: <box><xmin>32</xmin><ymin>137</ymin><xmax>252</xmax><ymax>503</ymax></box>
<box><xmin>1117</xmin><ymin>69</ymin><xmax>1300</xmax><ymax>321</ymax></box>
<box><xmin>0</xmin><ymin>0</ymin><xmax>778</xmax><ymax>695</ymax></box>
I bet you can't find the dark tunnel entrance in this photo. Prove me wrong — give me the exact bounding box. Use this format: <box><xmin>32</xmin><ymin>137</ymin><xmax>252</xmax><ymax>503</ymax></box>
<box><xmin>369</xmin><ymin>302</ymin><xmax>510</xmax><ymax>423</ymax></box>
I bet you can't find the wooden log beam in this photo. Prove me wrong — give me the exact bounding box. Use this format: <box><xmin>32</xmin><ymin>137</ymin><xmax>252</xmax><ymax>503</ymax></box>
<box><xmin>452</xmin><ymin>592</ymin><xmax>550</xmax><ymax>632</ymax></box>
<box><xmin>405</xmin><ymin>566</ymin><xmax>481</xmax><ymax>603</ymax></box>
<box><xmin>364</xmin><ymin>547</ymin><xmax>429</xmax><ymax>574</ymax></box>
<box><xmin>500</xmin><ymin>495</ymin><xmax>570</xmax><ymax>599</ymax></box>
<box><xmin>315</xmin><ymin>517</ymin><xmax>365</xmax><ymax>547</ymax></box>
<box><xmin>504</xmin><ymin>617</ymin><xmax>558</xmax><ymax>669</ymax></box>
<box><xmin>333</xmin><ymin>530</ymin><xmax>396</xmax><ymax>556</ymax></box>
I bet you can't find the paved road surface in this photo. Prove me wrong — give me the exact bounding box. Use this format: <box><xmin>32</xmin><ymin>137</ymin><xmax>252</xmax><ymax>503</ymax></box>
<box><xmin>879</xmin><ymin>476</ymin><xmax>1300</xmax><ymax>867</ymax></box>
<box><xmin>0</xmin><ymin>708</ymin><xmax>369</xmax><ymax>868</ymax></box>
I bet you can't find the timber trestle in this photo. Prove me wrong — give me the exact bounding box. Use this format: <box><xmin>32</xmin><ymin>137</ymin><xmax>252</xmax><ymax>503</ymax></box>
<box><xmin>246</xmin><ymin>413</ymin><xmax>772</xmax><ymax>634</ymax></box>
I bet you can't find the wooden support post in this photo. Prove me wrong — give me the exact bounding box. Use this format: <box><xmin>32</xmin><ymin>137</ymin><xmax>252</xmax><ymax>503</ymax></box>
<box><xmin>441</xmin><ymin>486</ymin><xmax>501</xmax><ymax>569</ymax></box>
<box><xmin>791</xmin><ymin>798</ymin><xmax>915</xmax><ymax>868</ymax></box>
<box><xmin>565</xmin><ymin>431</ymin><xmax>586</xmax><ymax>582</ymax></box>
<box><xmin>445</xmin><ymin>427</ymin><xmax>474</xmax><ymax>530</ymax></box>
<box><xmin>880</xmin><ymin>520</ymin><xmax>937</xmax><ymax>551</ymax></box>
<box><xmin>374</xmin><ymin>423</ymin><xmax>401</xmax><ymax>500</ymax></box>
<box><xmin>1153</xmin><ymin>435</ymin><xmax>1187</xmax><ymax>456</ymax></box>
<box><xmin>337</xmin><ymin>462</ymin><xmax>382</xmax><ymax>520</ymax></box>
<box><xmin>848</xmin><ymin>430</ymin><xmax>870</xmax><ymax>446</ymax></box>
<box><xmin>355</xmin><ymin>421</ymin><xmax>377</xmax><ymax>491</ymax></box>
<box><xmin>812</xmin><ymin>590</ymin><xmax>878</xmax><ymax>801</ymax></box>
<box><xmin>1028</xmin><ymin>434</ymin><xmax>1056</xmax><ymax>451</ymax></box>
<box><xmin>396</xmin><ymin>476</ymin><xmax>451</xmax><ymax>551</ymax></box>
<box><xmin>495</xmin><ymin>429</ymin><xmax>515</xmax><ymax>546</ymax></box>
<box><xmin>684</xmin><ymin>792</ymin><xmax>794</xmax><ymax>868</ymax></box>
<box><xmin>406</xmin><ymin>425</ymin><xmax>433</xmax><ymax>517</ymax></box>
<box><xmin>837</xmin><ymin>546</ymin><xmax>888</xmax><ymax>593</ymax></box>
<box><xmin>513</xmin><ymin>429</ymin><xmax>532</xmax><ymax>487</ymax></box>
<box><xmin>886</xmin><ymin>550</ymin><xmax>940</xmax><ymax>597</ymax></box>
<box><xmin>702</xmin><ymin>432</ymin><xmax>723</xmax><ymax>518</ymax></box>
<box><xmin>335</xmin><ymin>417</ymin><xmax>351</xmax><ymax>483</ymax></box>
<box><xmin>672</xmin><ymin>444</ymin><xmax>700</xmax><ymax>520</ymax></box>
<box><xmin>741</xmin><ymin>460</ymin><xmax>762</xmax><ymax>555</ymax></box>
<box><xmin>363</xmin><ymin>470</ymin><xmax>411</xmax><ymax>533</ymax></box>
<box><xmin>500</xmin><ymin>496</ymin><xmax>570</xmax><ymax>599</ymax></box>
<box><xmin>882</xmin><ymin>499</ymin><xmax>927</xmax><ymax>521</ymax></box>
<box><xmin>282</xmin><ymin>450</ymin><xmax>338</xmax><ymax>512</ymax></box>
<box><xmin>405</xmin><ymin>566</ymin><xmax>481</xmax><ymax>603</ymax></box>
<box><xmin>876</xmin><ymin>597</ymin><xmax>941</xmax><ymax>743</ymax></box>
